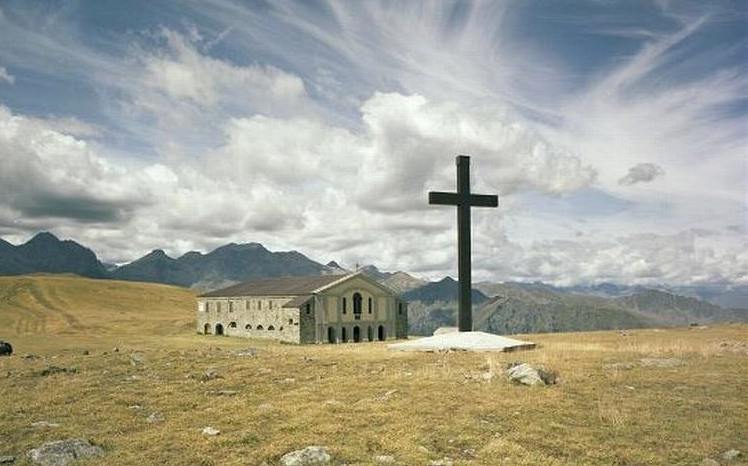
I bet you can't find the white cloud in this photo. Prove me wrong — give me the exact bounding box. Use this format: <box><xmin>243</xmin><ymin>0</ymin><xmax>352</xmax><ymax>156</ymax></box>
<box><xmin>0</xmin><ymin>66</ymin><xmax>13</xmax><ymax>84</ymax></box>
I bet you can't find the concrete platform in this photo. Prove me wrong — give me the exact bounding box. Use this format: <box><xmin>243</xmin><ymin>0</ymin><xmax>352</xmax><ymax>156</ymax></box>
<box><xmin>387</xmin><ymin>331</ymin><xmax>536</xmax><ymax>352</ymax></box>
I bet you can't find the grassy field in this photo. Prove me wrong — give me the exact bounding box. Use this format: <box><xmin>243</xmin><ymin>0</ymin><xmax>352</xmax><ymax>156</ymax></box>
<box><xmin>0</xmin><ymin>275</ymin><xmax>746</xmax><ymax>465</ymax></box>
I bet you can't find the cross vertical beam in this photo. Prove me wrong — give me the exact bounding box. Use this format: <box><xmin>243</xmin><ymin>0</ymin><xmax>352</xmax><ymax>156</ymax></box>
<box><xmin>428</xmin><ymin>155</ymin><xmax>498</xmax><ymax>332</ymax></box>
<box><xmin>456</xmin><ymin>156</ymin><xmax>472</xmax><ymax>332</ymax></box>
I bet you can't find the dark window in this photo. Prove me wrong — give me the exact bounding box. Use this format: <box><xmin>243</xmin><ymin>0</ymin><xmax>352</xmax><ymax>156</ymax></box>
<box><xmin>378</xmin><ymin>325</ymin><xmax>385</xmax><ymax>341</ymax></box>
<box><xmin>353</xmin><ymin>326</ymin><xmax>361</xmax><ymax>342</ymax></box>
<box><xmin>353</xmin><ymin>293</ymin><xmax>362</xmax><ymax>320</ymax></box>
<box><xmin>229</xmin><ymin>322</ymin><xmax>237</xmax><ymax>328</ymax></box>
<box><xmin>341</xmin><ymin>327</ymin><xmax>348</xmax><ymax>342</ymax></box>
<box><xmin>398</xmin><ymin>302</ymin><xmax>403</xmax><ymax>315</ymax></box>
<box><xmin>342</xmin><ymin>297</ymin><xmax>347</xmax><ymax>313</ymax></box>
<box><xmin>268</xmin><ymin>325</ymin><xmax>275</xmax><ymax>331</ymax></box>
<box><xmin>279</xmin><ymin>326</ymin><xmax>284</xmax><ymax>331</ymax></box>
<box><xmin>204</xmin><ymin>323</ymin><xmax>210</xmax><ymax>334</ymax></box>
<box><xmin>229</xmin><ymin>301</ymin><xmax>233</xmax><ymax>312</ymax></box>
<box><xmin>367</xmin><ymin>326</ymin><xmax>373</xmax><ymax>341</ymax></box>
<box><xmin>368</xmin><ymin>297</ymin><xmax>372</xmax><ymax>313</ymax></box>
<box><xmin>257</xmin><ymin>325</ymin><xmax>264</xmax><ymax>330</ymax></box>
<box><xmin>215</xmin><ymin>323</ymin><xmax>224</xmax><ymax>335</ymax></box>
<box><xmin>289</xmin><ymin>318</ymin><xmax>293</xmax><ymax>324</ymax></box>
<box><xmin>305</xmin><ymin>303</ymin><xmax>311</xmax><ymax>314</ymax></box>
<box><xmin>245</xmin><ymin>324</ymin><xmax>251</xmax><ymax>330</ymax></box>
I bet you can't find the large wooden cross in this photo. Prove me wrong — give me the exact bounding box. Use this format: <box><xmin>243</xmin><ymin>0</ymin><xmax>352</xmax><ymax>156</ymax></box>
<box><xmin>429</xmin><ymin>155</ymin><xmax>498</xmax><ymax>332</ymax></box>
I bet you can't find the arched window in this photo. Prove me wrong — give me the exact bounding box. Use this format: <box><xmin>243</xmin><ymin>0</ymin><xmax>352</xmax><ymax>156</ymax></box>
<box><xmin>204</xmin><ymin>323</ymin><xmax>211</xmax><ymax>334</ymax></box>
<box><xmin>398</xmin><ymin>302</ymin><xmax>403</xmax><ymax>315</ymax></box>
<box><xmin>377</xmin><ymin>325</ymin><xmax>385</xmax><ymax>341</ymax></box>
<box><xmin>353</xmin><ymin>326</ymin><xmax>361</xmax><ymax>342</ymax></box>
<box><xmin>341</xmin><ymin>327</ymin><xmax>348</xmax><ymax>342</ymax></box>
<box><xmin>229</xmin><ymin>322</ymin><xmax>237</xmax><ymax>328</ymax></box>
<box><xmin>367</xmin><ymin>326</ymin><xmax>373</xmax><ymax>341</ymax></box>
<box><xmin>305</xmin><ymin>303</ymin><xmax>311</xmax><ymax>314</ymax></box>
<box><xmin>268</xmin><ymin>325</ymin><xmax>275</xmax><ymax>331</ymax></box>
<box><xmin>288</xmin><ymin>318</ymin><xmax>293</xmax><ymax>325</ymax></box>
<box><xmin>257</xmin><ymin>325</ymin><xmax>264</xmax><ymax>330</ymax></box>
<box><xmin>215</xmin><ymin>323</ymin><xmax>224</xmax><ymax>335</ymax></box>
<box><xmin>245</xmin><ymin>324</ymin><xmax>252</xmax><ymax>330</ymax></box>
<box><xmin>368</xmin><ymin>297</ymin><xmax>372</xmax><ymax>313</ymax></box>
<box><xmin>353</xmin><ymin>293</ymin><xmax>362</xmax><ymax>320</ymax></box>
<box><xmin>342</xmin><ymin>297</ymin><xmax>347</xmax><ymax>313</ymax></box>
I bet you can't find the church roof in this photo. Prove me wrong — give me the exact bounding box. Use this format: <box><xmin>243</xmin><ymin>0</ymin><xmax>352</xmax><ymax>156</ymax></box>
<box><xmin>199</xmin><ymin>274</ymin><xmax>347</xmax><ymax>298</ymax></box>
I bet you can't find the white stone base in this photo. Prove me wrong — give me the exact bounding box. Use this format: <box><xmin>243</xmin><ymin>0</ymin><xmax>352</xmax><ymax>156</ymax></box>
<box><xmin>387</xmin><ymin>331</ymin><xmax>536</xmax><ymax>352</ymax></box>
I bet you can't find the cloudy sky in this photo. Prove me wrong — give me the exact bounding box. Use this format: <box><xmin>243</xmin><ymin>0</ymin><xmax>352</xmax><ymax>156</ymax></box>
<box><xmin>0</xmin><ymin>0</ymin><xmax>745</xmax><ymax>286</ymax></box>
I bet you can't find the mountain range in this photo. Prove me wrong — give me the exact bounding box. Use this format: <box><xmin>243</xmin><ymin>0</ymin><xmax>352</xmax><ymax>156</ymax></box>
<box><xmin>1</xmin><ymin>232</ymin><xmax>745</xmax><ymax>335</ymax></box>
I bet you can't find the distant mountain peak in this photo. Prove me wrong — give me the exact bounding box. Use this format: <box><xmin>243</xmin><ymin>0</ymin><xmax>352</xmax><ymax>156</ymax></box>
<box><xmin>327</xmin><ymin>260</ymin><xmax>342</xmax><ymax>268</ymax></box>
<box><xmin>28</xmin><ymin>231</ymin><xmax>60</xmax><ymax>243</ymax></box>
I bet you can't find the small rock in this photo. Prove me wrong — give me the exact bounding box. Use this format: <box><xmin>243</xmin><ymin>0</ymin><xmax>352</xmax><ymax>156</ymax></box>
<box><xmin>0</xmin><ymin>455</ymin><xmax>15</xmax><ymax>464</ymax></box>
<box><xmin>373</xmin><ymin>455</ymin><xmax>396</xmax><ymax>464</ymax></box>
<box><xmin>147</xmin><ymin>412</ymin><xmax>164</xmax><ymax>423</ymax></box>
<box><xmin>201</xmin><ymin>426</ymin><xmax>220</xmax><ymax>436</ymax></box>
<box><xmin>129</xmin><ymin>352</ymin><xmax>145</xmax><ymax>366</ymax></box>
<box><xmin>234</xmin><ymin>348</ymin><xmax>258</xmax><ymax>357</ymax></box>
<box><xmin>505</xmin><ymin>363</ymin><xmax>557</xmax><ymax>386</ymax></box>
<box><xmin>639</xmin><ymin>358</ymin><xmax>683</xmax><ymax>368</ymax></box>
<box><xmin>723</xmin><ymin>449</ymin><xmax>742</xmax><ymax>461</ymax></box>
<box><xmin>128</xmin><ymin>405</ymin><xmax>143</xmax><ymax>410</ymax></box>
<box><xmin>201</xmin><ymin>369</ymin><xmax>221</xmax><ymax>381</ymax></box>
<box><xmin>280</xmin><ymin>446</ymin><xmax>331</xmax><ymax>465</ymax></box>
<box><xmin>81</xmin><ymin>350</ymin><xmax>89</xmax><ymax>356</ymax></box>
<box><xmin>701</xmin><ymin>459</ymin><xmax>720</xmax><ymax>466</ymax></box>
<box><xmin>429</xmin><ymin>458</ymin><xmax>453</xmax><ymax>466</ymax></box>
<box><xmin>0</xmin><ymin>341</ymin><xmax>12</xmax><ymax>357</ymax></box>
<box><xmin>112</xmin><ymin>347</ymin><xmax>119</xmax><ymax>352</ymax></box>
<box><xmin>31</xmin><ymin>421</ymin><xmax>60</xmax><ymax>428</ymax></box>
<box><xmin>27</xmin><ymin>439</ymin><xmax>104</xmax><ymax>466</ymax></box>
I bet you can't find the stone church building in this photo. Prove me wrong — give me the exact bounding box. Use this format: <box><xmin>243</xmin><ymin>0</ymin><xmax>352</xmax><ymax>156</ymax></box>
<box><xmin>197</xmin><ymin>273</ymin><xmax>408</xmax><ymax>344</ymax></box>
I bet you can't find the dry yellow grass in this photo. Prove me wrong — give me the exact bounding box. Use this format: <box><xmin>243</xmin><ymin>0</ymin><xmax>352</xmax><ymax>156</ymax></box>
<box><xmin>0</xmin><ymin>275</ymin><xmax>746</xmax><ymax>465</ymax></box>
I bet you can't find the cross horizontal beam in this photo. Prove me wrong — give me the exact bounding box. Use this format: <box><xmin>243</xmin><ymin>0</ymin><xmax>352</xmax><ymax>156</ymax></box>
<box><xmin>429</xmin><ymin>192</ymin><xmax>499</xmax><ymax>207</ymax></box>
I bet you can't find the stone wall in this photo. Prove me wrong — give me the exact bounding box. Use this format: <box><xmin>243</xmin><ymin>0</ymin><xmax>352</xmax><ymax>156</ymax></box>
<box><xmin>196</xmin><ymin>296</ymin><xmax>301</xmax><ymax>343</ymax></box>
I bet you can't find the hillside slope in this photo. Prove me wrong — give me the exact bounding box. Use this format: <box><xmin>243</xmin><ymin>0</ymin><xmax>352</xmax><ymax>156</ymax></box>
<box><xmin>0</xmin><ymin>274</ymin><xmax>196</xmax><ymax>337</ymax></box>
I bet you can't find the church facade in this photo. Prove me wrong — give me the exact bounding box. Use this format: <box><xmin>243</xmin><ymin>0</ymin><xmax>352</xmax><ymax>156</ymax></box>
<box><xmin>196</xmin><ymin>273</ymin><xmax>408</xmax><ymax>344</ymax></box>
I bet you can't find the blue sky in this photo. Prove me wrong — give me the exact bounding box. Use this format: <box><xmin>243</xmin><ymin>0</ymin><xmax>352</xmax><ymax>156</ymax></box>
<box><xmin>0</xmin><ymin>0</ymin><xmax>745</xmax><ymax>286</ymax></box>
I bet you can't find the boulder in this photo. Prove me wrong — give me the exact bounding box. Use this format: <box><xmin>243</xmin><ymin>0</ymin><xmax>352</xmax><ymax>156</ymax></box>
<box><xmin>0</xmin><ymin>455</ymin><xmax>15</xmax><ymax>464</ymax></box>
<box><xmin>280</xmin><ymin>446</ymin><xmax>331</xmax><ymax>465</ymax></box>
<box><xmin>201</xmin><ymin>427</ymin><xmax>220</xmax><ymax>436</ymax></box>
<box><xmin>0</xmin><ymin>341</ymin><xmax>12</xmax><ymax>356</ymax></box>
<box><xmin>506</xmin><ymin>362</ymin><xmax>558</xmax><ymax>386</ymax></box>
<box><xmin>27</xmin><ymin>439</ymin><xmax>104</xmax><ymax>466</ymax></box>
<box><xmin>373</xmin><ymin>455</ymin><xmax>396</xmax><ymax>464</ymax></box>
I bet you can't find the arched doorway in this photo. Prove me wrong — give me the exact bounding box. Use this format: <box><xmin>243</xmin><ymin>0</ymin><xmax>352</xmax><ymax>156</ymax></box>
<box><xmin>353</xmin><ymin>326</ymin><xmax>361</xmax><ymax>342</ymax></box>
<box><xmin>341</xmin><ymin>327</ymin><xmax>348</xmax><ymax>343</ymax></box>
<box><xmin>377</xmin><ymin>325</ymin><xmax>385</xmax><ymax>341</ymax></box>
<box><xmin>367</xmin><ymin>326</ymin><xmax>373</xmax><ymax>341</ymax></box>
<box><xmin>203</xmin><ymin>323</ymin><xmax>211</xmax><ymax>334</ymax></box>
<box><xmin>353</xmin><ymin>293</ymin><xmax>362</xmax><ymax>320</ymax></box>
<box><xmin>215</xmin><ymin>323</ymin><xmax>224</xmax><ymax>336</ymax></box>
<box><xmin>328</xmin><ymin>327</ymin><xmax>336</xmax><ymax>344</ymax></box>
